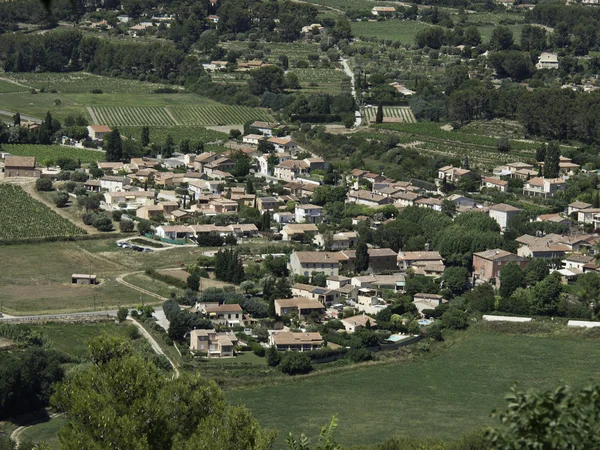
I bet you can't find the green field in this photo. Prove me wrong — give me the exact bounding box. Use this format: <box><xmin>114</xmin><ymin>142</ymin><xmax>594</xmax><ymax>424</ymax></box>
<box><xmin>0</xmin><ymin>238</ymin><xmax>201</xmax><ymax>315</ymax></box>
<box><xmin>19</xmin><ymin>416</ymin><xmax>67</xmax><ymax>450</ymax></box>
<box><xmin>27</xmin><ymin>321</ymin><xmax>138</xmax><ymax>358</ymax></box>
<box><xmin>0</xmin><ymin>185</ymin><xmax>86</xmax><ymax>240</ymax></box>
<box><xmin>0</xmin><ymin>78</ymin><xmax>29</xmax><ymax>93</ymax></box>
<box><xmin>351</xmin><ymin>20</ymin><xmax>431</xmax><ymax>44</ymax></box>
<box><xmin>363</xmin><ymin>106</ymin><xmax>416</xmax><ymax>124</ymax></box>
<box><xmin>2</xmin><ymin>144</ymin><xmax>103</xmax><ymax>164</ymax></box>
<box><xmin>229</xmin><ymin>324</ymin><xmax>600</xmax><ymax>447</ymax></box>
<box><xmin>119</xmin><ymin>125</ymin><xmax>228</xmax><ymax>144</ymax></box>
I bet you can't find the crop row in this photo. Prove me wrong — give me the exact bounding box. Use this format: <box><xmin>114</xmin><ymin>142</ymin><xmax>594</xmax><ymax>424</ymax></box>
<box><xmin>410</xmin><ymin>140</ymin><xmax>533</xmax><ymax>165</ymax></box>
<box><xmin>0</xmin><ymin>185</ymin><xmax>86</xmax><ymax>240</ymax></box>
<box><xmin>168</xmin><ymin>106</ymin><xmax>274</xmax><ymax>125</ymax></box>
<box><xmin>93</xmin><ymin>106</ymin><xmax>176</xmax><ymax>126</ymax></box>
<box><xmin>364</xmin><ymin>107</ymin><xmax>416</xmax><ymax>124</ymax></box>
<box><xmin>289</xmin><ymin>69</ymin><xmax>349</xmax><ymax>83</ymax></box>
<box><xmin>2</xmin><ymin>144</ymin><xmax>103</xmax><ymax>164</ymax></box>
<box><xmin>119</xmin><ymin>126</ymin><xmax>228</xmax><ymax>144</ymax></box>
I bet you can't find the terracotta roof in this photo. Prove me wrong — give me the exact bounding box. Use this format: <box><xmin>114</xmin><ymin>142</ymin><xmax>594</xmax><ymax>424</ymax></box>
<box><xmin>293</xmin><ymin>251</ymin><xmax>340</xmax><ymax>263</ymax></box>
<box><xmin>473</xmin><ymin>249</ymin><xmax>525</xmax><ymax>261</ymax></box>
<box><xmin>204</xmin><ymin>304</ymin><xmax>243</xmax><ymax>313</ymax></box>
<box><xmin>271</xmin><ymin>332</ymin><xmax>322</xmax><ymax>346</ymax></box>
<box><xmin>89</xmin><ymin>125</ymin><xmax>112</xmax><ymax>132</ymax></box>
<box><xmin>489</xmin><ymin>203</ymin><xmax>521</xmax><ymax>212</ymax></box>
<box><xmin>343</xmin><ymin>315</ymin><xmax>377</xmax><ymax>327</ymax></box>
<box><xmin>483</xmin><ymin>177</ymin><xmax>508</xmax><ymax>186</ymax></box>
<box><xmin>5</xmin><ymin>156</ymin><xmax>35</xmax><ymax>168</ymax></box>
<box><xmin>397</xmin><ymin>251</ymin><xmax>443</xmax><ymax>262</ymax></box>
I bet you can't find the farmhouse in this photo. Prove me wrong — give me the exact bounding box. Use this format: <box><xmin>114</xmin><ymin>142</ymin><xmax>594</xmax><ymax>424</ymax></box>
<box><xmin>250</xmin><ymin>121</ymin><xmax>279</xmax><ymax>137</ymax></box>
<box><xmin>269</xmin><ymin>332</ymin><xmax>323</xmax><ymax>351</ymax></box>
<box><xmin>242</xmin><ymin>134</ymin><xmax>265</xmax><ymax>145</ymax></box>
<box><xmin>3</xmin><ymin>156</ymin><xmax>40</xmax><ymax>178</ymax></box>
<box><xmin>87</xmin><ymin>125</ymin><xmax>112</xmax><ymax>141</ymax></box>
<box><xmin>100</xmin><ymin>176</ymin><xmax>131</xmax><ymax>192</ymax></box>
<box><xmin>371</xmin><ymin>6</ymin><xmax>396</xmax><ymax>16</ymax></box>
<box><xmin>71</xmin><ymin>274</ymin><xmax>97</xmax><ymax>285</ymax></box>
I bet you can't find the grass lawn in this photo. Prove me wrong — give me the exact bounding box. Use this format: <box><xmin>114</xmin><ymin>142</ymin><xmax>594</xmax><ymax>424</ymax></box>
<box><xmin>18</xmin><ymin>416</ymin><xmax>67</xmax><ymax>450</ymax></box>
<box><xmin>351</xmin><ymin>20</ymin><xmax>431</xmax><ymax>44</ymax></box>
<box><xmin>124</xmin><ymin>273</ymin><xmax>182</xmax><ymax>298</ymax></box>
<box><xmin>0</xmin><ymin>238</ymin><xmax>202</xmax><ymax>315</ymax></box>
<box><xmin>27</xmin><ymin>322</ymin><xmax>136</xmax><ymax>358</ymax></box>
<box><xmin>228</xmin><ymin>324</ymin><xmax>600</xmax><ymax>447</ymax></box>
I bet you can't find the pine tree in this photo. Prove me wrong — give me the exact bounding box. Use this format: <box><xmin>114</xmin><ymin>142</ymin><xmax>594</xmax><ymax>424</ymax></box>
<box><xmin>355</xmin><ymin>240</ymin><xmax>370</xmax><ymax>273</ymax></box>
<box><xmin>141</xmin><ymin>126</ymin><xmax>150</xmax><ymax>147</ymax></box>
<box><xmin>543</xmin><ymin>141</ymin><xmax>560</xmax><ymax>179</ymax></box>
<box><xmin>375</xmin><ymin>103</ymin><xmax>384</xmax><ymax>124</ymax></box>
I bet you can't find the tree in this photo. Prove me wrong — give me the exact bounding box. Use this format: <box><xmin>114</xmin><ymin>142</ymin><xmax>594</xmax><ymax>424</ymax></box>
<box><xmin>311</xmin><ymin>272</ymin><xmax>327</xmax><ymax>287</ymax></box>
<box><xmin>51</xmin><ymin>335</ymin><xmax>275</xmax><ymax>450</ymax></box>
<box><xmin>536</xmin><ymin>143</ymin><xmax>546</xmax><ymax>162</ymax></box>
<box><xmin>141</xmin><ymin>126</ymin><xmax>150</xmax><ymax>146</ymax></box>
<box><xmin>524</xmin><ymin>258</ymin><xmax>549</xmax><ymax>286</ymax></box>
<box><xmin>13</xmin><ymin>112</ymin><xmax>20</xmax><ymax>126</ymax></box>
<box><xmin>265</xmin><ymin>346</ymin><xmax>281</xmax><ymax>367</ymax></box>
<box><xmin>240</xmin><ymin>280</ymin><xmax>255</xmax><ymax>294</ymax></box>
<box><xmin>487</xmin><ymin>383</ymin><xmax>600</xmax><ymax>449</ymax></box>
<box><xmin>105</xmin><ymin>129</ymin><xmax>123</xmax><ymax>162</ymax></box>
<box><xmin>543</xmin><ymin>141</ymin><xmax>560</xmax><ymax>178</ymax></box>
<box><xmin>441</xmin><ymin>308</ymin><xmax>468</xmax><ymax>330</ymax></box>
<box><xmin>137</xmin><ymin>219</ymin><xmax>152</xmax><ymax>235</ymax></box>
<box><xmin>499</xmin><ymin>262</ymin><xmax>525</xmax><ymax>298</ymax></box>
<box><xmin>442</xmin><ymin>266</ymin><xmax>469</xmax><ymax>296</ymax></box>
<box><xmin>187</xmin><ymin>269</ymin><xmax>201</xmax><ymax>292</ymax></box>
<box><xmin>54</xmin><ymin>191</ymin><xmax>69</xmax><ymax>207</ymax></box>
<box><xmin>497</xmin><ymin>137</ymin><xmax>510</xmax><ymax>153</ymax></box>
<box><xmin>355</xmin><ymin>240</ymin><xmax>370</xmax><ymax>273</ymax></box>
<box><xmin>164</xmin><ymin>134</ymin><xmax>175</xmax><ymax>158</ymax></box>
<box><xmin>279</xmin><ymin>352</ymin><xmax>313</xmax><ymax>375</ymax></box>
<box><xmin>260</xmin><ymin>210</ymin><xmax>271</xmax><ymax>231</ymax></box>
<box><xmin>35</xmin><ymin>178</ymin><xmax>53</xmax><ymax>191</ymax></box>
<box><xmin>246</xmin><ymin>178</ymin><xmax>255</xmax><ymax>195</ymax></box>
<box><xmin>441</xmin><ymin>199</ymin><xmax>456</xmax><ymax>217</ymax></box>
<box><xmin>375</xmin><ymin>102</ymin><xmax>384</xmax><ymax>124</ymax></box>
<box><xmin>490</xmin><ymin>25</ymin><xmax>514</xmax><ymax>50</ymax></box>
<box><xmin>286</xmin><ymin>417</ymin><xmax>341</xmax><ymax>450</ymax></box>
<box><xmin>93</xmin><ymin>216</ymin><xmax>113</xmax><ymax>232</ymax></box>
<box><xmin>248</xmin><ymin>66</ymin><xmax>285</xmax><ymax>95</ymax></box>
<box><xmin>116</xmin><ymin>307</ymin><xmax>128</xmax><ymax>322</ymax></box>
<box><xmin>531</xmin><ymin>272</ymin><xmax>563</xmax><ymax>316</ymax></box>
<box><xmin>119</xmin><ymin>219</ymin><xmax>134</xmax><ymax>232</ymax></box>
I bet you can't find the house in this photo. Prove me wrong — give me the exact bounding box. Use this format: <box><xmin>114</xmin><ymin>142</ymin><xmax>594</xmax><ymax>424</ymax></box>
<box><xmin>326</xmin><ymin>275</ymin><xmax>352</xmax><ymax>290</ymax></box>
<box><xmin>314</xmin><ymin>231</ymin><xmax>358</xmax><ymax>250</ymax></box>
<box><xmin>563</xmin><ymin>254</ymin><xmax>595</xmax><ymax>272</ymax></box>
<box><xmin>493</xmin><ymin>162</ymin><xmax>534</xmax><ymax>178</ymax></box>
<box><xmin>415</xmin><ymin>197</ymin><xmax>443</xmax><ymax>212</ymax></box>
<box><xmin>257</xmin><ymin>196</ymin><xmax>280</xmax><ymax>212</ymax></box>
<box><xmin>189</xmin><ymin>329</ymin><xmax>238</xmax><ymax>358</ymax></box>
<box><xmin>104</xmin><ymin>190</ymin><xmax>155</xmax><ymax>208</ymax></box>
<box><xmin>281</xmin><ymin>223</ymin><xmax>318</xmax><ymax>241</ymax></box>
<box><xmin>347</xmin><ymin>190</ymin><xmax>391</xmax><ymax>207</ymax></box>
<box><xmin>100</xmin><ymin>176</ymin><xmax>130</xmax><ymax>192</ymax></box>
<box><xmin>413</xmin><ymin>293</ymin><xmax>444</xmax><ymax>315</ymax></box>
<box><xmin>84</xmin><ymin>180</ymin><xmax>101</xmax><ymax>192</ymax></box>
<box><xmin>488</xmin><ymin>203</ymin><xmax>521</xmax><ymax>230</ymax></box>
<box><xmin>351</xmin><ymin>274</ymin><xmax>405</xmax><ymax>292</ymax></box>
<box><xmin>342</xmin><ymin>314</ymin><xmax>377</xmax><ymax>333</ymax></box>
<box><xmin>371</xmin><ymin>6</ymin><xmax>396</xmax><ymax>15</ymax></box>
<box><xmin>537</xmin><ymin>213</ymin><xmax>571</xmax><ymax>226</ymax></box>
<box><xmin>482</xmin><ymin>177</ymin><xmax>509</xmax><ymax>193</ymax></box>
<box><xmin>446</xmin><ymin>194</ymin><xmax>476</xmax><ymax>209</ymax></box>
<box><xmin>202</xmin><ymin>304</ymin><xmax>243</xmax><ymax>327</ymax></box>
<box><xmin>338</xmin><ymin>248</ymin><xmax>398</xmax><ymax>274</ymax></box>
<box><xmin>397</xmin><ymin>251</ymin><xmax>444</xmax><ymax>271</ymax></box>
<box><xmin>301</xmin><ymin>23</ymin><xmax>324</xmax><ymax>34</ymax></box>
<box><xmin>394</xmin><ymin>192</ymin><xmax>422</xmax><ymax>208</ymax></box>
<box><xmin>155</xmin><ymin>225</ymin><xmax>194</xmax><ymax>240</ymax></box>
<box><xmin>268</xmin><ymin>137</ymin><xmax>297</xmax><ymax>154</ymax></box>
<box><xmin>568</xmin><ymin>201</ymin><xmax>592</xmax><ymax>216</ymax></box>
<box><xmin>3</xmin><ymin>156</ymin><xmax>40</xmax><ymax>178</ymax></box>
<box><xmin>269</xmin><ymin>332</ymin><xmax>322</xmax><ymax>352</ymax></box>
<box><xmin>355</xmin><ymin>287</ymin><xmax>386</xmax><ymax>313</ymax></box>
<box><xmin>295</xmin><ymin>204</ymin><xmax>323</xmax><ymax>224</ymax></box>
<box><xmin>71</xmin><ymin>274</ymin><xmax>97</xmax><ymax>285</ymax></box>
<box><xmin>515</xmin><ymin>234</ymin><xmax>570</xmax><ymax>259</ymax></box>
<box><xmin>242</xmin><ymin>134</ymin><xmax>265</xmax><ymax>145</ymax></box>
<box><xmin>188</xmin><ymin>179</ymin><xmax>223</xmax><ymax>196</ymax></box>
<box><xmin>194</xmin><ymin>152</ymin><xmax>220</xmax><ymax>171</ymax></box>
<box><xmin>437</xmin><ymin>165</ymin><xmax>472</xmax><ymax>183</ymax></box>
<box><xmin>472</xmin><ymin>249</ymin><xmax>529</xmax><ymax>283</ymax></box>
<box><xmin>98</xmin><ymin>162</ymin><xmax>125</xmax><ymax>173</ymax></box>
<box><xmin>209</xmin><ymin>199</ymin><xmax>239</xmax><ymax>214</ymax></box>
<box><xmin>169</xmin><ymin>209</ymin><xmax>192</xmax><ymax>222</ymax></box>
<box><xmin>154</xmin><ymin>172</ymin><xmax>184</xmax><ymax>187</ymax></box>
<box><xmin>87</xmin><ymin>125</ymin><xmax>112</xmax><ymax>141</ymax></box>
<box><xmin>136</xmin><ymin>204</ymin><xmax>165</xmax><ymax>220</ymax></box>
<box><xmin>292</xmin><ymin>284</ymin><xmax>340</xmax><ymax>306</ymax></box>
<box><xmin>273</xmin><ymin>211</ymin><xmax>294</xmax><ymax>224</ymax></box>
<box><xmin>288</xmin><ymin>251</ymin><xmax>340</xmax><ymax>277</ymax></box>
<box><xmin>203</xmin><ymin>157</ymin><xmax>235</xmax><ymax>177</ymax></box>
<box><xmin>274</xmin><ymin>297</ymin><xmax>326</xmax><ymax>317</ymax></box>
<box><xmin>536</xmin><ymin>52</ymin><xmax>559</xmax><ymax>70</ymax></box>
<box><xmin>274</xmin><ymin>159</ymin><xmax>310</xmax><ymax>181</ymax></box>
<box><xmin>388</xmin><ymin>82</ymin><xmax>415</xmax><ymax>96</ymax></box>
<box><xmin>523</xmin><ymin>177</ymin><xmax>566</xmax><ymax>198</ymax></box>
<box><xmin>577</xmin><ymin>208</ymin><xmax>600</xmax><ymax>225</ymax></box>
<box><xmin>250</xmin><ymin>121</ymin><xmax>279</xmax><ymax>137</ymax></box>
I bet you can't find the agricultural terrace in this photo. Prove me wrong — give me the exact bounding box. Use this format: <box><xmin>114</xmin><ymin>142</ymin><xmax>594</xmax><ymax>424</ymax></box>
<box><xmin>229</xmin><ymin>323</ymin><xmax>600</xmax><ymax>447</ymax></box>
<box><xmin>0</xmin><ymin>71</ymin><xmax>177</xmax><ymax>94</ymax></box>
<box><xmin>303</xmin><ymin>0</ymin><xmax>397</xmax><ymax>12</ymax></box>
<box><xmin>119</xmin><ymin>126</ymin><xmax>228</xmax><ymax>145</ymax></box>
<box><xmin>363</xmin><ymin>106</ymin><xmax>416</xmax><ymax>124</ymax></box>
<box><xmin>1</xmin><ymin>144</ymin><xmax>103</xmax><ymax>164</ymax></box>
<box><xmin>351</xmin><ymin>20</ymin><xmax>432</xmax><ymax>44</ymax></box>
<box><xmin>0</xmin><ymin>184</ymin><xmax>86</xmax><ymax>240</ymax></box>
<box><xmin>288</xmin><ymin>68</ymin><xmax>350</xmax><ymax>94</ymax></box>
<box><xmin>221</xmin><ymin>41</ymin><xmax>322</xmax><ymax>59</ymax></box>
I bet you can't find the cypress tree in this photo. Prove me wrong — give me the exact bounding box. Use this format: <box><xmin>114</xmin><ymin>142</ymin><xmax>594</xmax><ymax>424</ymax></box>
<box><xmin>105</xmin><ymin>129</ymin><xmax>123</xmax><ymax>162</ymax></box>
<box><xmin>375</xmin><ymin>102</ymin><xmax>384</xmax><ymax>124</ymax></box>
<box><xmin>543</xmin><ymin>141</ymin><xmax>560</xmax><ymax>179</ymax></box>
<box><xmin>355</xmin><ymin>240</ymin><xmax>370</xmax><ymax>273</ymax></box>
<box><xmin>141</xmin><ymin>126</ymin><xmax>150</xmax><ymax>147</ymax></box>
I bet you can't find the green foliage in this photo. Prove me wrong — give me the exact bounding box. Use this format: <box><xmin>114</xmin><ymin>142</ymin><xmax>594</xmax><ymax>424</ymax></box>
<box><xmin>265</xmin><ymin>346</ymin><xmax>281</xmax><ymax>367</ymax></box>
<box><xmin>442</xmin><ymin>267</ymin><xmax>469</xmax><ymax>296</ymax></box>
<box><xmin>117</xmin><ymin>307</ymin><xmax>129</xmax><ymax>323</ymax></box>
<box><xmin>499</xmin><ymin>262</ymin><xmax>525</xmax><ymax>299</ymax></box>
<box><xmin>286</xmin><ymin>416</ymin><xmax>341</xmax><ymax>450</ymax></box>
<box><xmin>405</xmin><ymin>275</ymin><xmax>438</xmax><ymax>298</ymax></box>
<box><xmin>214</xmin><ymin>248</ymin><xmax>245</xmax><ymax>284</ymax></box>
<box><xmin>441</xmin><ymin>309</ymin><xmax>468</xmax><ymax>330</ymax></box>
<box><xmin>35</xmin><ymin>178</ymin><xmax>53</xmax><ymax>192</ymax></box>
<box><xmin>279</xmin><ymin>352</ymin><xmax>313</xmax><ymax>375</ymax></box>
<box><xmin>530</xmin><ymin>272</ymin><xmax>563</xmax><ymax>316</ymax></box>
<box><xmin>355</xmin><ymin>240</ymin><xmax>370</xmax><ymax>273</ymax></box>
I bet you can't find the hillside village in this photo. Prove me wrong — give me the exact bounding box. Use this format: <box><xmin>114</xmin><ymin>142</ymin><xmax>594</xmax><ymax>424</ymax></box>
<box><xmin>3</xmin><ymin>117</ymin><xmax>600</xmax><ymax>362</ymax></box>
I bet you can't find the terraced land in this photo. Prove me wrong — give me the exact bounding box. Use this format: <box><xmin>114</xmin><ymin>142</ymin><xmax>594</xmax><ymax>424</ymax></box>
<box><xmin>363</xmin><ymin>106</ymin><xmax>416</xmax><ymax>124</ymax></box>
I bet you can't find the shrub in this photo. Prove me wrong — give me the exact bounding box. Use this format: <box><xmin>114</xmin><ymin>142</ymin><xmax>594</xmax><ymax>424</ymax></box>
<box><xmin>93</xmin><ymin>215</ymin><xmax>113</xmax><ymax>232</ymax></box>
<box><xmin>119</xmin><ymin>219</ymin><xmax>135</xmax><ymax>232</ymax></box>
<box><xmin>74</xmin><ymin>186</ymin><xmax>87</xmax><ymax>197</ymax></box>
<box><xmin>127</xmin><ymin>325</ymin><xmax>140</xmax><ymax>340</ymax></box>
<box><xmin>64</xmin><ymin>181</ymin><xmax>77</xmax><ymax>193</ymax></box>
<box><xmin>164</xmin><ymin>336</ymin><xmax>174</xmax><ymax>346</ymax></box>
<box><xmin>252</xmin><ymin>343</ymin><xmax>266</xmax><ymax>357</ymax></box>
<box><xmin>116</xmin><ymin>307</ymin><xmax>129</xmax><ymax>322</ymax></box>
<box><xmin>346</xmin><ymin>348</ymin><xmax>372</xmax><ymax>363</ymax></box>
<box><xmin>54</xmin><ymin>191</ymin><xmax>69</xmax><ymax>207</ymax></box>
<box><xmin>198</xmin><ymin>269</ymin><xmax>209</xmax><ymax>278</ymax></box>
<box><xmin>35</xmin><ymin>178</ymin><xmax>53</xmax><ymax>191</ymax></box>
<box><xmin>71</xmin><ymin>171</ymin><xmax>89</xmax><ymax>182</ymax></box>
<box><xmin>265</xmin><ymin>346</ymin><xmax>281</xmax><ymax>366</ymax></box>
<box><xmin>280</xmin><ymin>352</ymin><xmax>313</xmax><ymax>375</ymax></box>
<box><xmin>112</xmin><ymin>210</ymin><xmax>123</xmax><ymax>221</ymax></box>
<box><xmin>82</xmin><ymin>211</ymin><xmax>98</xmax><ymax>225</ymax></box>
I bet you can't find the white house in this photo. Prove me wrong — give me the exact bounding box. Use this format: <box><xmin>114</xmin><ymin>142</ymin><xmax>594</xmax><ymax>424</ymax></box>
<box><xmin>371</xmin><ymin>6</ymin><xmax>396</xmax><ymax>15</ymax></box>
<box><xmin>267</xmin><ymin>137</ymin><xmax>298</xmax><ymax>154</ymax></box>
<box><xmin>295</xmin><ymin>204</ymin><xmax>323</xmax><ymax>224</ymax></box>
<box><xmin>523</xmin><ymin>177</ymin><xmax>566</xmax><ymax>198</ymax></box>
<box><xmin>99</xmin><ymin>176</ymin><xmax>130</xmax><ymax>192</ymax></box>
<box><xmin>242</xmin><ymin>134</ymin><xmax>265</xmax><ymax>145</ymax></box>
<box><xmin>250</xmin><ymin>121</ymin><xmax>278</xmax><ymax>137</ymax></box>
<box><xmin>87</xmin><ymin>125</ymin><xmax>112</xmax><ymax>141</ymax></box>
<box><xmin>536</xmin><ymin>52</ymin><xmax>559</xmax><ymax>70</ymax></box>
<box><xmin>488</xmin><ymin>203</ymin><xmax>521</xmax><ymax>230</ymax></box>
<box><xmin>482</xmin><ymin>176</ymin><xmax>508</xmax><ymax>193</ymax></box>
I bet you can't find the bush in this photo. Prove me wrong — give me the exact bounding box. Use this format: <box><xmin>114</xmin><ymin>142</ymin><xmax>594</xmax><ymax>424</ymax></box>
<box><xmin>93</xmin><ymin>215</ymin><xmax>113</xmax><ymax>232</ymax></box>
<box><xmin>280</xmin><ymin>352</ymin><xmax>313</xmax><ymax>375</ymax></box>
<box><xmin>64</xmin><ymin>181</ymin><xmax>77</xmax><ymax>193</ymax></box>
<box><xmin>116</xmin><ymin>307</ymin><xmax>129</xmax><ymax>322</ymax></box>
<box><xmin>82</xmin><ymin>211</ymin><xmax>98</xmax><ymax>225</ymax></box>
<box><xmin>112</xmin><ymin>210</ymin><xmax>123</xmax><ymax>221</ymax></box>
<box><xmin>74</xmin><ymin>186</ymin><xmax>87</xmax><ymax>197</ymax></box>
<box><xmin>265</xmin><ymin>346</ymin><xmax>281</xmax><ymax>366</ymax></box>
<box><xmin>35</xmin><ymin>178</ymin><xmax>53</xmax><ymax>191</ymax></box>
<box><xmin>54</xmin><ymin>191</ymin><xmax>69</xmax><ymax>207</ymax></box>
<box><xmin>119</xmin><ymin>219</ymin><xmax>135</xmax><ymax>232</ymax></box>
<box><xmin>71</xmin><ymin>171</ymin><xmax>89</xmax><ymax>182</ymax></box>
<box><xmin>198</xmin><ymin>269</ymin><xmax>209</xmax><ymax>278</ymax></box>
<box><xmin>346</xmin><ymin>348</ymin><xmax>372</xmax><ymax>363</ymax></box>
<box><xmin>252</xmin><ymin>343</ymin><xmax>266</xmax><ymax>357</ymax></box>
<box><xmin>127</xmin><ymin>325</ymin><xmax>140</xmax><ymax>340</ymax></box>
<box><xmin>164</xmin><ymin>336</ymin><xmax>174</xmax><ymax>346</ymax></box>
<box><xmin>441</xmin><ymin>309</ymin><xmax>469</xmax><ymax>330</ymax></box>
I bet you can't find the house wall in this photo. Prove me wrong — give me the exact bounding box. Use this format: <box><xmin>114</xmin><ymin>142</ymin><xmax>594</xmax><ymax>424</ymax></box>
<box><xmin>5</xmin><ymin>168</ymin><xmax>41</xmax><ymax>178</ymax></box>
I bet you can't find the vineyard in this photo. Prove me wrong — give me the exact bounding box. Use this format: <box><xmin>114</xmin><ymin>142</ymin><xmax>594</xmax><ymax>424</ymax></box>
<box><xmin>0</xmin><ymin>79</ymin><xmax>28</xmax><ymax>93</ymax></box>
<box><xmin>2</xmin><ymin>144</ymin><xmax>103</xmax><ymax>164</ymax></box>
<box><xmin>119</xmin><ymin>126</ymin><xmax>228</xmax><ymax>144</ymax></box>
<box><xmin>92</xmin><ymin>105</ymin><xmax>274</xmax><ymax>126</ymax></box>
<box><xmin>363</xmin><ymin>106</ymin><xmax>416</xmax><ymax>124</ymax></box>
<box><xmin>0</xmin><ymin>185</ymin><xmax>86</xmax><ymax>240</ymax></box>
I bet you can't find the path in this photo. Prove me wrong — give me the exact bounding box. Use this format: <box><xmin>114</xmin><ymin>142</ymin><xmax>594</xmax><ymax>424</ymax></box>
<box><xmin>164</xmin><ymin>107</ymin><xmax>180</xmax><ymax>125</ymax></box>
<box><xmin>10</xmin><ymin>412</ymin><xmax>63</xmax><ymax>448</ymax></box>
<box><xmin>116</xmin><ymin>271</ymin><xmax>169</xmax><ymax>301</ymax></box>
<box><xmin>128</xmin><ymin>317</ymin><xmax>179</xmax><ymax>377</ymax></box>
<box><xmin>86</xmin><ymin>106</ymin><xmax>99</xmax><ymax>125</ymax></box>
<box><xmin>0</xmin><ymin>109</ymin><xmax>41</xmax><ymax>123</ymax></box>
<box><xmin>341</xmin><ymin>58</ymin><xmax>362</xmax><ymax>127</ymax></box>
